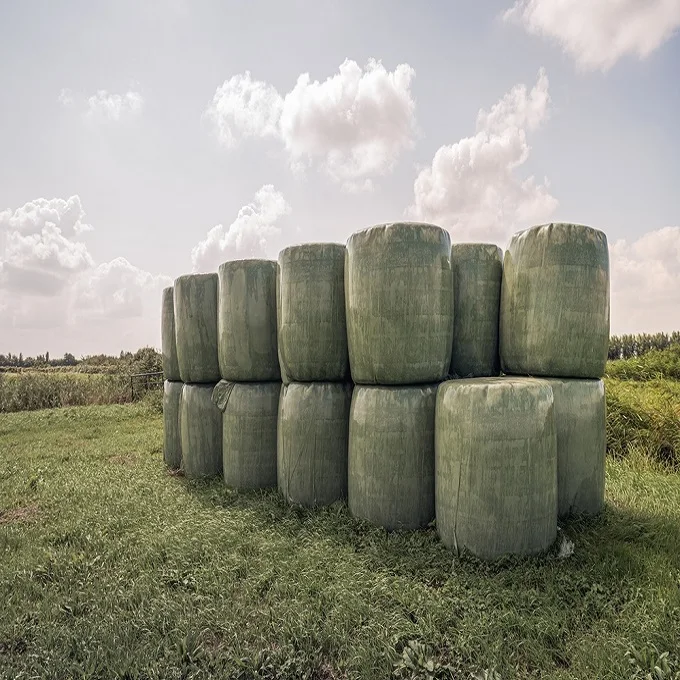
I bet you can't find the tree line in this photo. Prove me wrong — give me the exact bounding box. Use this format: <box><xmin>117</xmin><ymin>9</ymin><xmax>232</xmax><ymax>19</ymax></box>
<box><xmin>0</xmin><ymin>348</ymin><xmax>162</xmax><ymax>373</ymax></box>
<box><xmin>608</xmin><ymin>332</ymin><xmax>680</xmax><ymax>360</ymax></box>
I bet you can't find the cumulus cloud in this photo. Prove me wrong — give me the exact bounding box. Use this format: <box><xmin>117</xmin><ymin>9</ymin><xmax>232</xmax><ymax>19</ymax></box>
<box><xmin>85</xmin><ymin>89</ymin><xmax>144</xmax><ymax>121</ymax></box>
<box><xmin>609</xmin><ymin>226</ymin><xmax>680</xmax><ymax>333</ymax></box>
<box><xmin>191</xmin><ymin>185</ymin><xmax>290</xmax><ymax>273</ymax></box>
<box><xmin>0</xmin><ymin>195</ymin><xmax>92</xmax><ymax>236</ymax></box>
<box><xmin>407</xmin><ymin>69</ymin><xmax>557</xmax><ymax>244</ymax></box>
<box><xmin>206</xmin><ymin>59</ymin><xmax>416</xmax><ymax>189</ymax></box>
<box><xmin>504</xmin><ymin>0</ymin><xmax>680</xmax><ymax>71</ymax></box>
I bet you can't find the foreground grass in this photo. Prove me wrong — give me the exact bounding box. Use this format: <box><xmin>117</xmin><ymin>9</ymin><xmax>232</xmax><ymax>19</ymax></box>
<box><xmin>1</xmin><ymin>405</ymin><xmax>679</xmax><ymax>679</ymax></box>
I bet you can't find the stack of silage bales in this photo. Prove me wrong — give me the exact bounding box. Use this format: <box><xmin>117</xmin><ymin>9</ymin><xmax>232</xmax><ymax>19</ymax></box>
<box><xmin>213</xmin><ymin>260</ymin><xmax>280</xmax><ymax>490</ymax></box>
<box><xmin>434</xmin><ymin>223</ymin><xmax>609</xmax><ymax>560</ymax></box>
<box><xmin>345</xmin><ymin>223</ymin><xmax>454</xmax><ymax>530</ymax></box>
<box><xmin>161</xmin><ymin>286</ymin><xmax>182</xmax><ymax>470</ymax></box>
<box><xmin>277</xmin><ymin>244</ymin><xmax>352</xmax><ymax>507</ymax></box>
<box><xmin>174</xmin><ymin>274</ymin><xmax>223</xmax><ymax>478</ymax></box>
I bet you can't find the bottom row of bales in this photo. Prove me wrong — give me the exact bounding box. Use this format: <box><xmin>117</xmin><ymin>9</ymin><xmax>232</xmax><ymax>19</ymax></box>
<box><xmin>163</xmin><ymin>377</ymin><xmax>605</xmax><ymax>560</ymax></box>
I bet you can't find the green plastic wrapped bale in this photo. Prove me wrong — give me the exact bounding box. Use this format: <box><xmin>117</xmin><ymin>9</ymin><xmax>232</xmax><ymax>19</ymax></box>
<box><xmin>345</xmin><ymin>223</ymin><xmax>453</xmax><ymax>385</ymax></box>
<box><xmin>213</xmin><ymin>380</ymin><xmax>280</xmax><ymax>490</ymax></box>
<box><xmin>450</xmin><ymin>244</ymin><xmax>502</xmax><ymax>378</ymax></box>
<box><xmin>180</xmin><ymin>383</ymin><xmax>222</xmax><ymax>478</ymax></box>
<box><xmin>500</xmin><ymin>223</ymin><xmax>610</xmax><ymax>378</ymax></box>
<box><xmin>277</xmin><ymin>244</ymin><xmax>349</xmax><ymax>382</ymax></box>
<box><xmin>174</xmin><ymin>274</ymin><xmax>220</xmax><ymax>383</ymax></box>
<box><xmin>348</xmin><ymin>385</ymin><xmax>437</xmax><ymax>530</ymax></box>
<box><xmin>542</xmin><ymin>378</ymin><xmax>605</xmax><ymax>518</ymax></box>
<box><xmin>435</xmin><ymin>377</ymin><xmax>557</xmax><ymax>560</ymax></box>
<box><xmin>161</xmin><ymin>287</ymin><xmax>180</xmax><ymax>381</ymax></box>
<box><xmin>218</xmin><ymin>260</ymin><xmax>280</xmax><ymax>382</ymax></box>
<box><xmin>163</xmin><ymin>380</ymin><xmax>182</xmax><ymax>469</ymax></box>
<box><xmin>278</xmin><ymin>382</ymin><xmax>353</xmax><ymax>507</ymax></box>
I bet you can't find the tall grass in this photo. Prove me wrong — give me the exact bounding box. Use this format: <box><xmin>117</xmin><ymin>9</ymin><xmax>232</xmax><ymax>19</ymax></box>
<box><xmin>0</xmin><ymin>372</ymin><xmax>131</xmax><ymax>413</ymax></box>
<box><xmin>606</xmin><ymin>345</ymin><xmax>680</xmax><ymax>381</ymax></box>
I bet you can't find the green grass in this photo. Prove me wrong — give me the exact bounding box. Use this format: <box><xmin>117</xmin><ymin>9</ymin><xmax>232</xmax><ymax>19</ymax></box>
<box><xmin>1</xmin><ymin>403</ymin><xmax>679</xmax><ymax>679</ymax></box>
<box><xmin>606</xmin><ymin>345</ymin><xmax>680</xmax><ymax>381</ymax></box>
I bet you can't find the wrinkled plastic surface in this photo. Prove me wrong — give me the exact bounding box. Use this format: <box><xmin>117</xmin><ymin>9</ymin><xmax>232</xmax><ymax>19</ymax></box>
<box><xmin>345</xmin><ymin>223</ymin><xmax>453</xmax><ymax>385</ymax></box>
<box><xmin>435</xmin><ymin>377</ymin><xmax>557</xmax><ymax>560</ymax></box>
<box><xmin>180</xmin><ymin>383</ymin><xmax>222</xmax><ymax>478</ymax></box>
<box><xmin>163</xmin><ymin>380</ymin><xmax>182</xmax><ymax>469</ymax></box>
<box><xmin>278</xmin><ymin>382</ymin><xmax>352</xmax><ymax>507</ymax></box>
<box><xmin>450</xmin><ymin>244</ymin><xmax>502</xmax><ymax>378</ymax></box>
<box><xmin>161</xmin><ymin>287</ymin><xmax>181</xmax><ymax>381</ymax></box>
<box><xmin>217</xmin><ymin>381</ymin><xmax>280</xmax><ymax>490</ymax></box>
<box><xmin>543</xmin><ymin>378</ymin><xmax>605</xmax><ymax>517</ymax></box>
<box><xmin>500</xmin><ymin>223</ymin><xmax>610</xmax><ymax>378</ymax></box>
<box><xmin>218</xmin><ymin>260</ymin><xmax>280</xmax><ymax>381</ymax></box>
<box><xmin>174</xmin><ymin>274</ymin><xmax>220</xmax><ymax>383</ymax></box>
<box><xmin>277</xmin><ymin>244</ymin><xmax>348</xmax><ymax>382</ymax></box>
<box><xmin>348</xmin><ymin>385</ymin><xmax>437</xmax><ymax>530</ymax></box>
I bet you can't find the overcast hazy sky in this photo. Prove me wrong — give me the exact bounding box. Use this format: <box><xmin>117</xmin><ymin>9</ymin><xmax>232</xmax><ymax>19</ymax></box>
<box><xmin>1</xmin><ymin>0</ymin><xmax>679</xmax><ymax>357</ymax></box>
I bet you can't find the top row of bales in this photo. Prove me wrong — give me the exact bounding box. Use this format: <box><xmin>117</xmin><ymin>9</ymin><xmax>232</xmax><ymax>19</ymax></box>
<box><xmin>162</xmin><ymin>222</ymin><xmax>610</xmax><ymax>385</ymax></box>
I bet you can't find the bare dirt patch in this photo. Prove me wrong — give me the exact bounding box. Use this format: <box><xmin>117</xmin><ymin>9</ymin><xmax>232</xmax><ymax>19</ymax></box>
<box><xmin>0</xmin><ymin>504</ymin><xmax>40</xmax><ymax>525</ymax></box>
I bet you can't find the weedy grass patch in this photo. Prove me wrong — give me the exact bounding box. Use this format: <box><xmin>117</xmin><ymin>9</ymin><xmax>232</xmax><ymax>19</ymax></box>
<box><xmin>0</xmin><ymin>402</ymin><xmax>679</xmax><ymax>679</ymax></box>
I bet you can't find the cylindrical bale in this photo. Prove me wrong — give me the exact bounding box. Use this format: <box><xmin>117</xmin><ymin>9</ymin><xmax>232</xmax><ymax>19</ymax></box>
<box><xmin>542</xmin><ymin>378</ymin><xmax>606</xmax><ymax>518</ymax></box>
<box><xmin>216</xmin><ymin>381</ymin><xmax>280</xmax><ymax>490</ymax></box>
<box><xmin>180</xmin><ymin>383</ymin><xmax>222</xmax><ymax>478</ymax></box>
<box><xmin>161</xmin><ymin>287</ymin><xmax>181</xmax><ymax>381</ymax></box>
<box><xmin>435</xmin><ymin>377</ymin><xmax>557</xmax><ymax>560</ymax></box>
<box><xmin>163</xmin><ymin>380</ymin><xmax>183</xmax><ymax>469</ymax></box>
<box><xmin>500</xmin><ymin>223</ymin><xmax>610</xmax><ymax>378</ymax></box>
<box><xmin>277</xmin><ymin>244</ymin><xmax>348</xmax><ymax>382</ymax></box>
<box><xmin>345</xmin><ymin>223</ymin><xmax>454</xmax><ymax>385</ymax></box>
<box><xmin>348</xmin><ymin>385</ymin><xmax>437</xmax><ymax>530</ymax></box>
<box><xmin>218</xmin><ymin>259</ymin><xmax>280</xmax><ymax>382</ymax></box>
<box><xmin>174</xmin><ymin>274</ymin><xmax>220</xmax><ymax>383</ymax></box>
<box><xmin>278</xmin><ymin>382</ymin><xmax>353</xmax><ymax>507</ymax></box>
<box><xmin>450</xmin><ymin>243</ymin><xmax>502</xmax><ymax>378</ymax></box>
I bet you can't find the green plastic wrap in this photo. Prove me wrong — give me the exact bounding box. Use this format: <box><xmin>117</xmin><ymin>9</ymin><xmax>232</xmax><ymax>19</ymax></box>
<box><xmin>348</xmin><ymin>385</ymin><xmax>437</xmax><ymax>530</ymax></box>
<box><xmin>163</xmin><ymin>380</ymin><xmax>182</xmax><ymax>469</ymax></box>
<box><xmin>161</xmin><ymin>287</ymin><xmax>181</xmax><ymax>381</ymax></box>
<box><xmin>435</xmin><ymin>377</ymin><xmax>557</xmax><ymax>560</ymax></box>
<box><xmin>180</xmin><ymin>383</ymin><xmax>222</xmax><ymax>479</ymax></box>
<box><xmin>174</xmin><ymin>274</ymin><xmax>220</xmax><ymax>383</ymax></box>
<box><xmin>278</xmin><ymin>382</ymin><xmax>352</xmax><ymax>507</ymax></box>
<box><xmin>218</xmin><ymin>259</ymin><xmax>280</xmax><ymax>382</ymax></box>
<box><xmin>450</xmin><ymin>244</ymin><xmax>502</xmax><ymax>378</ymax></box>
<box><xmin>213</xmin><ymin>381</ymin><xmax>280</xmax><ymax>490</ymax></box>
<box><xmin>500</xmin><ymin>223</ymin><xmax>610</xmax><ymax>378</ymax></box>
<box><xmin>345</xmin><ymin>223</ymin><xmax>453</xmax><ymax>385</ymax></box>
<box><xmin>542</xmin><ymin>378</ymin><xmax>605</xmax><ymax>517</ymax></box>
<box><xmin>277</xmin><ymin>244</ymin><xmax>349</xmax><ymax>382</ymax></box>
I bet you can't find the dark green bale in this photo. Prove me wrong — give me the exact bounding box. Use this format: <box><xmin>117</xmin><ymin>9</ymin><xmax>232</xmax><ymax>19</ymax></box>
<box><xmin>180</xmin><ymin>383</ymin><xmax>222</xmax><ymax>478</ymax></box>
<box><xmin>161</xmin><ymin>287</ymin><xmax>180</xmax><ymax>381</ymax></box>
<box><xmin>163</xmin><ymin>380</ymin><xmax>183</xmax><ymax>469</ymax></box>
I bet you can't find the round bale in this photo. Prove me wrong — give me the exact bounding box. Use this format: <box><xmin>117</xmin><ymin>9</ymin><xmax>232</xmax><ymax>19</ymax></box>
<box><xmin>161</xmin><ymin>287</ymin><xmax>180</xmax><ymax>381</ymax></box>
<box><xmin>180</xmin><ymin>383</ymin><xmax>222</xmax><ymax>478</ymax></box>
<box><xmin>163</xmin><ymin>380</ymin><xmax>183</xmax><ymax>469</ymax></box>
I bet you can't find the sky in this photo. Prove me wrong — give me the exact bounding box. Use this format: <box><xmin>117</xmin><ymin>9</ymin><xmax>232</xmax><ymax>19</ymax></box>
<box><xmin>1</xmin><ymin>0</ymin><xmax>679</xmax><ymax>357</ymax></box>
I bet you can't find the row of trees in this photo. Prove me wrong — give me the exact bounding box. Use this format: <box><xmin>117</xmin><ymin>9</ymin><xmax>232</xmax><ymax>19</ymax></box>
<box><xmin>608</xmin><ymin>332</ymin><xmax>680</xmax><ymax>360</ymax></box>
<box><xmin>0</xmin><ymin>352</ymin><xmax>77</xmax><ymax>368</ymax></box>
<box><xmin>0</xmin><ymin>348</ymin><xmax>162</xmax><ymax>374</ymax></box>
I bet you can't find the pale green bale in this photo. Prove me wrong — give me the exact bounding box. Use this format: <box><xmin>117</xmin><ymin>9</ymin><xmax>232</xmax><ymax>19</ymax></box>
<box><xmin>163</xmin><ymin>380</ymin><xmax>182</xmax><ymax>469</ymax></box>
<box><xmin>450</xmin><ymin>243</ymin><xmax>502</xmax><ymax>378</ymax></box>
<box><xmin>500</xmin><ymin>223</ymin><xmax>610</xmax><ymax>378</ymax></box>
<box><xmin>435</xmin><ymin>377</ymin><xmax>557</xmax><ymax>560</ymax></box>
<box><xmin>180</xmin><ymin>383</ymin><xmax>222</xmax><ymax>478</ymax></box>
<box><xmin>542</xmin><ymin>378</ymin><xmax>605</xmax><ymax>517</ymax></box>
<box><xmin>277</xmin><ymin>244</ymin><xmax>348</xmax><ymax>382</ymax></box>
<box><xmin>218</xmin><ymin>259</ymin><xmax>280</xmax><ymax>382</ymax></box>
<box><xmin>214</xmin><ymin>381</ymin><xmax>280</xmax><ymax>490</ymax></box>
<box><xmin>348</xmin><ymin>385</ymin><xmax>437</xmax><ymax>530</ymax></box>
<box><xmin>278</xmin><ymin>382</ymin><xmax>352</xmax><ymax>507</ymax></box>
<box><xmin>174</xmin><ymin>273</ymin><xmax>220</xmax><ymax>383</ymax></box>
<box><xmin>161</xmin><ymin>287</ymin><xmax>180</xmax><ymax>381</ymax></box>
<box><xmin>345</xmin><ymin>223</ymin><xmax>453</xmax><ymax>385</ymax></box>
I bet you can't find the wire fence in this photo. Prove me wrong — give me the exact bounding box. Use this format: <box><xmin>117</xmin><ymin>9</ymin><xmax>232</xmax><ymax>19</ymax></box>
<box><xmin>129</xmin><ymin>371</ymin><xmax>164</xmax><ymax>400</ymax></box>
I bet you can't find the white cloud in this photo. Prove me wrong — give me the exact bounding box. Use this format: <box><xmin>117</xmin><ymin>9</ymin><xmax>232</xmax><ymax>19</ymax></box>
<box><xmin>610</xmin><ymin>226</ymin><xmax>680</xmax><ymax>333</ymax></box>
<box><xmin>0</xmin><ymin>195</ymin><xmax>92</xmax><ymax>236</ymax></box>
<box><xmin>204</xmin><ymin>72</ymin><xmax>283</xmax><ymax>148</ymax></box>
<box><xmin>58</xmin><ymin>88</ymin><xmax>74</xmax><ymax>106</ymax></box>
<box><xmin>85</xmin><ymin>89</ymin><xmax>144</xmax><ymax>121</ymax></box>
<box><xmin>205</xmin><ymin>59</ymin><xmax>416</xmax><ymax>189</ymax></box>
<box><xmin>191</xmin><ymin>185</ymin><xmax>290</xmax><ymax>273</ymax></box>
<box><xmin>407</xmin><ymin>69</ymin><xmax>557</xmax><ymax>244</ymax></box>
<box><xmin>504</xmin><ymin>0</ymin><xmax>680</xmax><ymax>71</ymax></box>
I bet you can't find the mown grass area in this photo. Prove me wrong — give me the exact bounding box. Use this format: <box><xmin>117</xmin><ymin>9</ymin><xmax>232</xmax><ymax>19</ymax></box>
<box><xmin>1</xmin><ymin>402</ymin><xmax>679</xmax><ymax>679</ymax></box>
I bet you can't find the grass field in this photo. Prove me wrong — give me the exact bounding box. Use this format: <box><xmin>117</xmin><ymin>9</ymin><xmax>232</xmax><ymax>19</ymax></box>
<box><xmin>1</xmin><ymin>399</ymin><xmax>679</xmax><ymax>679</ymax></box>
